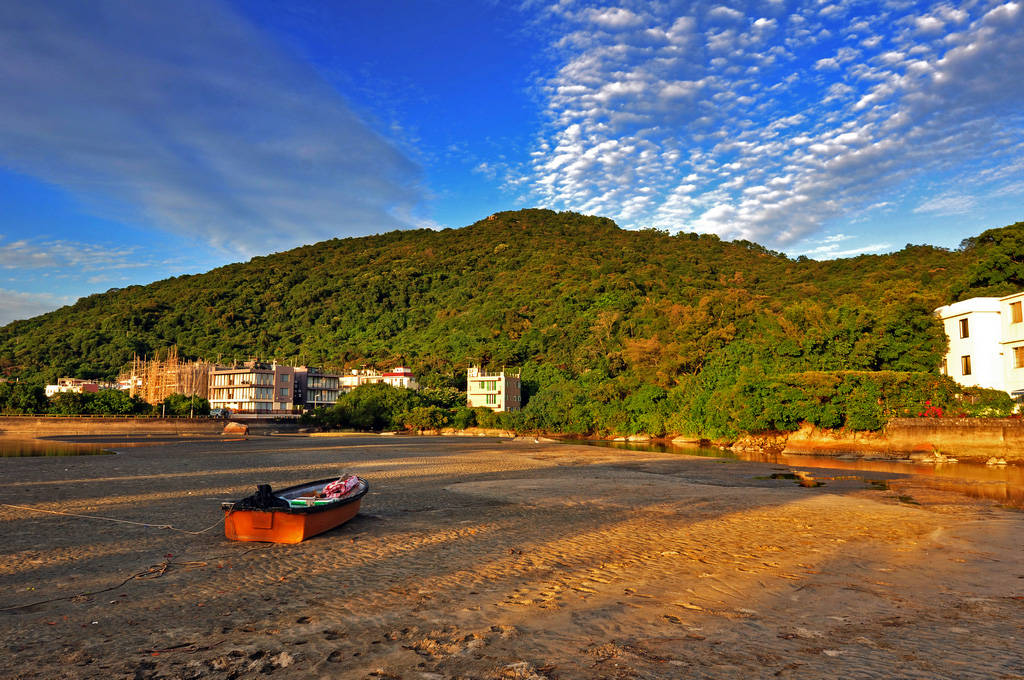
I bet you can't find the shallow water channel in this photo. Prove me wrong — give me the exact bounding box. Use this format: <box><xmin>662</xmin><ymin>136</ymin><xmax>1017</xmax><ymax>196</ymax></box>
<box><xmin>580</xmin><ymin>440</ymin><xmax>1024</xmax><ymax>509</ymax></box>
<box><xmin>0</xmin><ymin>438</ymin><xmax>113</xmax><ymax>457</ymax></box>
<box><xmin>0</xmin><ymin>434</ymin><xmax>232</xmax><ymax>457</ymax></box>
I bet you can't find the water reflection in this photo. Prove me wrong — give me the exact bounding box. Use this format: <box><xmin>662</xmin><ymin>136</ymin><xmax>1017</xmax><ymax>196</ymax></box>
<box><xmin>579</xmin><ymin>440</ymin><xmax>1024</xmax><ymax>509</ymax></box>
<box><xmin>0</xmin><ymin>438</ymin><xmax>112</xmax><ymax>457</ymax></box>
<box><xmin>40</xmin><ymin>434</ymin><xmax>230</xmax><ymax>446</ymax></box>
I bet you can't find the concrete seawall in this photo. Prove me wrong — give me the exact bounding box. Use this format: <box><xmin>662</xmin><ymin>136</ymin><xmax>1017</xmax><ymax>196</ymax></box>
<box><xmin>779</xmin><ymin>417</ymin><xmax>1024</xmax><ymax>461</ymax></box>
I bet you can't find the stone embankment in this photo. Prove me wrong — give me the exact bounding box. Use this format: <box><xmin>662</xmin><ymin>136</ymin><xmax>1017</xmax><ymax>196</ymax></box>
<box><xmin>733</xmin><ymin>418</ymin><xmax>1024</xmax><ymax>462</ymax></box>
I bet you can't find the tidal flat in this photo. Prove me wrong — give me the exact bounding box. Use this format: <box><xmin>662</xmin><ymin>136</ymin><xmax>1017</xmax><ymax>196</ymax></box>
<box><xmin>1</xmin><ymin>435</ymin><xmax>1021</xmax><ymax>679</ymax></box>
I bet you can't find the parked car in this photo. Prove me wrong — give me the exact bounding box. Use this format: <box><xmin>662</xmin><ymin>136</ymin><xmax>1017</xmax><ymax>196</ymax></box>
<box><xmin>210</xmin><ymin>408</ymin><xmax>230</xmax><ymax>418</ymax></box>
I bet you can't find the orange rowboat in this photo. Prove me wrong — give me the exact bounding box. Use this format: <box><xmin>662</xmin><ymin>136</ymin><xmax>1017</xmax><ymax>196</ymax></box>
<box><xmin>222</xmin><ymin>476</ymin><xmax>368</xmax><ymax>544</ymax></box>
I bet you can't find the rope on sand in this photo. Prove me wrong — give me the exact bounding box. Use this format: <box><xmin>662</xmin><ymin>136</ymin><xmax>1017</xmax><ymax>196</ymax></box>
<box><xmin>0</xmin><ymin>503</ymin><xmax>226</xmax><ymax>535</ymax></box>
<box><xmin>0</xmin><ymin>545</ymin><xmax>268</xmax><ymax>613</ymax></box>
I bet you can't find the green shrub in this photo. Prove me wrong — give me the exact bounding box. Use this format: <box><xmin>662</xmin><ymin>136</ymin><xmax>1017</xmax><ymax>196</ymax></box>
<box><xmin>451</xmin><ymin>406</ymin><xmax>477</xmax><ymax>429</ymax></box>
<box><xmin>47</xmin><ymin>389</ymin><xmax>150</xmax><ymax>416</ymax></box>
<box><xmin>953</xmin><ymin>387</ymin><xmax>1015</xmax><ymax>417</ymax></box>
<box><xmin>728</xmin><ymin>371</ymin><xmax>1013</xmax><ymax>433</ymax></box>
<box><xmin>400</xmin><ymin>406</ymin><xmax>449</xmax><ymax>430</ymax></box>
<box><xmin>841</xmin><ymin>380</ymin><xmax>884</xmax><ymax>431</ymax></box>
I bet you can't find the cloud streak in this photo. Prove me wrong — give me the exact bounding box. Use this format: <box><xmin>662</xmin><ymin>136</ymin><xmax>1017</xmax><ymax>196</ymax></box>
<box><xmin>0</xmin><ymin>1</ymin><xmax>424</xmax><ymax>255</ymax></box>
<box><xmin>0</xmin><ymin>237</ymin><xmax>142</xmax><ymax>270</ymax></box>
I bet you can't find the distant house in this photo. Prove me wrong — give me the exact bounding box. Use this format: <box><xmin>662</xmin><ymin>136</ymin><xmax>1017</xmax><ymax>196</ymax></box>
<box><xmin>340</xmin><ymin>367</ymin><xmax>420</xmax><ymax>393</ymax></box>
<box><xmin>466</xmin><ymin>366</ymin><xmax>521</xmax><ymax>412</ymax></box>
<box><xmin>935</xmin><ymin>291</ymin><xmax>1024</xmax><ymax>398</ymax></box>
<box><xmin>117</xmin><ymin>375</ymin><xmax>143</xmax><ymax>392</ymax></box>
<box><xmin>382</xmin><ymin>367</ymin><xmax>419</xmax><ymax>390</ymax></box>
<box><xmin>340</xmin><ymin>368</ymin><xmax>381</xmax><ymax>393</ymax></box>
<box><xmin>45</xmin><ymin>378</ymin><xmax>100</xmax><ymax>398</ymax></box>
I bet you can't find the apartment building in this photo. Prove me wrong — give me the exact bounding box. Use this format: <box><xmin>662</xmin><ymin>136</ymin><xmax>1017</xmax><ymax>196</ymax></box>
<box><xmin>208</xmin><ymin>361</ymin><xmax>295</xmax><ymax>414</ymax></box>
<box><xmin>293</xmin><ymin>366</ymin><xmax>341</xmax><ymax>409</ymax></box>
<box><xmin>935</xmin><ymin>292</ymin><xmax>1024</xmax><ymax>398</ymax></box>
<box><xmin>466</xmin><ymin>366</ymin><xmax>521</xmax><ymax>412</ymax></box>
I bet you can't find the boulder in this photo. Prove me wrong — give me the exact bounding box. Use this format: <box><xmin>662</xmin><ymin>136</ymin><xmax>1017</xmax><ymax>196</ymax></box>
<box><xmin>222</xmin><ymin>421</ymin><xmax>248</xmax><ymax>436</ymax></box>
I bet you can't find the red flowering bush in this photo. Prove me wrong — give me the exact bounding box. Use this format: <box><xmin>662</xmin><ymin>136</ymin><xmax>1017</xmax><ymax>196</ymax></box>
<box><xmin>916</xmin><ymin>401</ymin><xmax>944</xmax><ymax>418</ymax></box>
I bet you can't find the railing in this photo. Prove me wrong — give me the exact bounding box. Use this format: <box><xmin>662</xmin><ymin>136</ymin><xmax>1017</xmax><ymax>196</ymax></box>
<box><xmin>0</xmin><ymin>413</ymin><xmax>226</xmax><ymax>419</ymax></box>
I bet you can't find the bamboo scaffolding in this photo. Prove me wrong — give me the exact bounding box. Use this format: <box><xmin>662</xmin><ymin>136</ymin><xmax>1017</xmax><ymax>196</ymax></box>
<box><xmin>119</xmin><ymin>347</ymin><xmax>212</xmax><ymax>405</ymax></box>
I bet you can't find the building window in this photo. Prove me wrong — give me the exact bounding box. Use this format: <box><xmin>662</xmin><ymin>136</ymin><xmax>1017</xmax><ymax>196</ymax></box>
<box><xmin>485</xmin><ymin>394</ymin><xmax>497</xmax><ymax>405</ymax></box>
<box><xmin>959</xmin><ymin>318</ymin><xmax>969</xmax><ymax>338</ymax></box>
<box><xmin>279</xmin><ymin>387</ymin><xmax>289</xmax><ymax>397</ymax></box>
<box><xmin>1013</xmin><ymin>302</ymin><xmax>1023</xmax><ymax>324</ymax></box>
<box><xmin>961</xmin><ymin>355</ymin><xmax>972</xmax><ymax>376</ymax></box>
<box><xmin>1015</xmin><ymin>346</ymin><xmax>1024</xmax><ymax>369</ymax></box>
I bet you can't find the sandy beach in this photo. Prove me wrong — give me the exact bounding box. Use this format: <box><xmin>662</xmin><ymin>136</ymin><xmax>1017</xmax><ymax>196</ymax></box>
<box><xmin>1</xmin><ymin>435</ymin><xmax>1022</xmax><ymax>679</ymax></box>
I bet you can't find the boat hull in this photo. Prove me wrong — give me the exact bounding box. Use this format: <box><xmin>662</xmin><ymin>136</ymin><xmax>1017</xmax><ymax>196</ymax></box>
<box><xmin>223</xmin><ymin>477</ymin><xmax>367</xmax><ymax>544</ymax></box>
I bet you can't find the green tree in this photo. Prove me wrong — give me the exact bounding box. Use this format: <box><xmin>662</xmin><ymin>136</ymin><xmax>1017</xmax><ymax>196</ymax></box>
<box><xmin>161</xmin><ymin>393</ymin><xmax>211</xmax><ymax>416</ymax></box>
<box><xmin>0</xmin><ymin>382</ymin><xmax>47</xmax><ymax>414</ymax></box>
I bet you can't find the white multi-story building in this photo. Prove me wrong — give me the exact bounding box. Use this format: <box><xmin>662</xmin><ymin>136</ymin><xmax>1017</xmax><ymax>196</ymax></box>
<box><xmin>340</xmin><ymin>368</ymin><xmax>380</xmax><ymax>393</ymax></box>
<box><xmin>208</xmin><ymin>361</ymin><xmax>295</xmax><ymax>414</ymax></box>
<box><xmin>466</xmin><ymin>366</ymin><xmax>521</xmax><ymax>412</ymax></box>
<box><xmin>999</xmin><ymin>291</ymin><xmax>1024</xmax><ymax>397</ymax></box>
<box><xmin>935</xmin><ymin>292</ymin><xmax>1024</xmax><ymax>398</ymax></box>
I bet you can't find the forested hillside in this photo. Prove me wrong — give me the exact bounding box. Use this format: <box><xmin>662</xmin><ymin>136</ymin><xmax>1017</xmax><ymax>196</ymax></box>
<box><xmin>3</xmin><ymin>210</ymin><xmax>1022</xmax><ymax>436</ymax></box>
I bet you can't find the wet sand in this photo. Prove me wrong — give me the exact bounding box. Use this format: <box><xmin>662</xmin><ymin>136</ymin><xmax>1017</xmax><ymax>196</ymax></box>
<box><xmin>1</xmin><ymin>436</ymin><xmax>1022</xmax><ymax>679</ymax></box>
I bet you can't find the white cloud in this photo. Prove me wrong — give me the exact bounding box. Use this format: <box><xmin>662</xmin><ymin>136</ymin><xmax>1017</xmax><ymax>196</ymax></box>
<box><xmin>708</xmin><ymin>6</ymin><xmax>744</xmax><ymax>23</ymax></box>
<box><xmin>795</xmin><ymin>241</ymin><xmax>893</xmax><ymax>258</ymax></box>
<box><xmin>0</xmin><ymin>289</ymin><xmax>74</xmax><ymax>325</ymax></box>
<box><xmin>914</xmin><ymin>16</ymin><xmax>946</xmax><ymax>33</ymax></box>
<box><xmin>584</xmin><ymin>7</ymin><xmax>645</xmax><ymax>30</ymax></box>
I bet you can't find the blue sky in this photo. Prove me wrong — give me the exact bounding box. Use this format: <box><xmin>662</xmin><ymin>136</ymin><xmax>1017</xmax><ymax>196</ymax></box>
<box><xmin>1</xmin><ymin>0</ymin><xmax>1022</xmax><ymax>324</ymax></box>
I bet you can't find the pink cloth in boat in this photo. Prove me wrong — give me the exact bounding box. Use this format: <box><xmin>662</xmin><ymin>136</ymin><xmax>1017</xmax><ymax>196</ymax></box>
<box><xmin>322</xmin><ymin>475</ymin><xmax>359</xmax><ymax>498</ymax></box>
